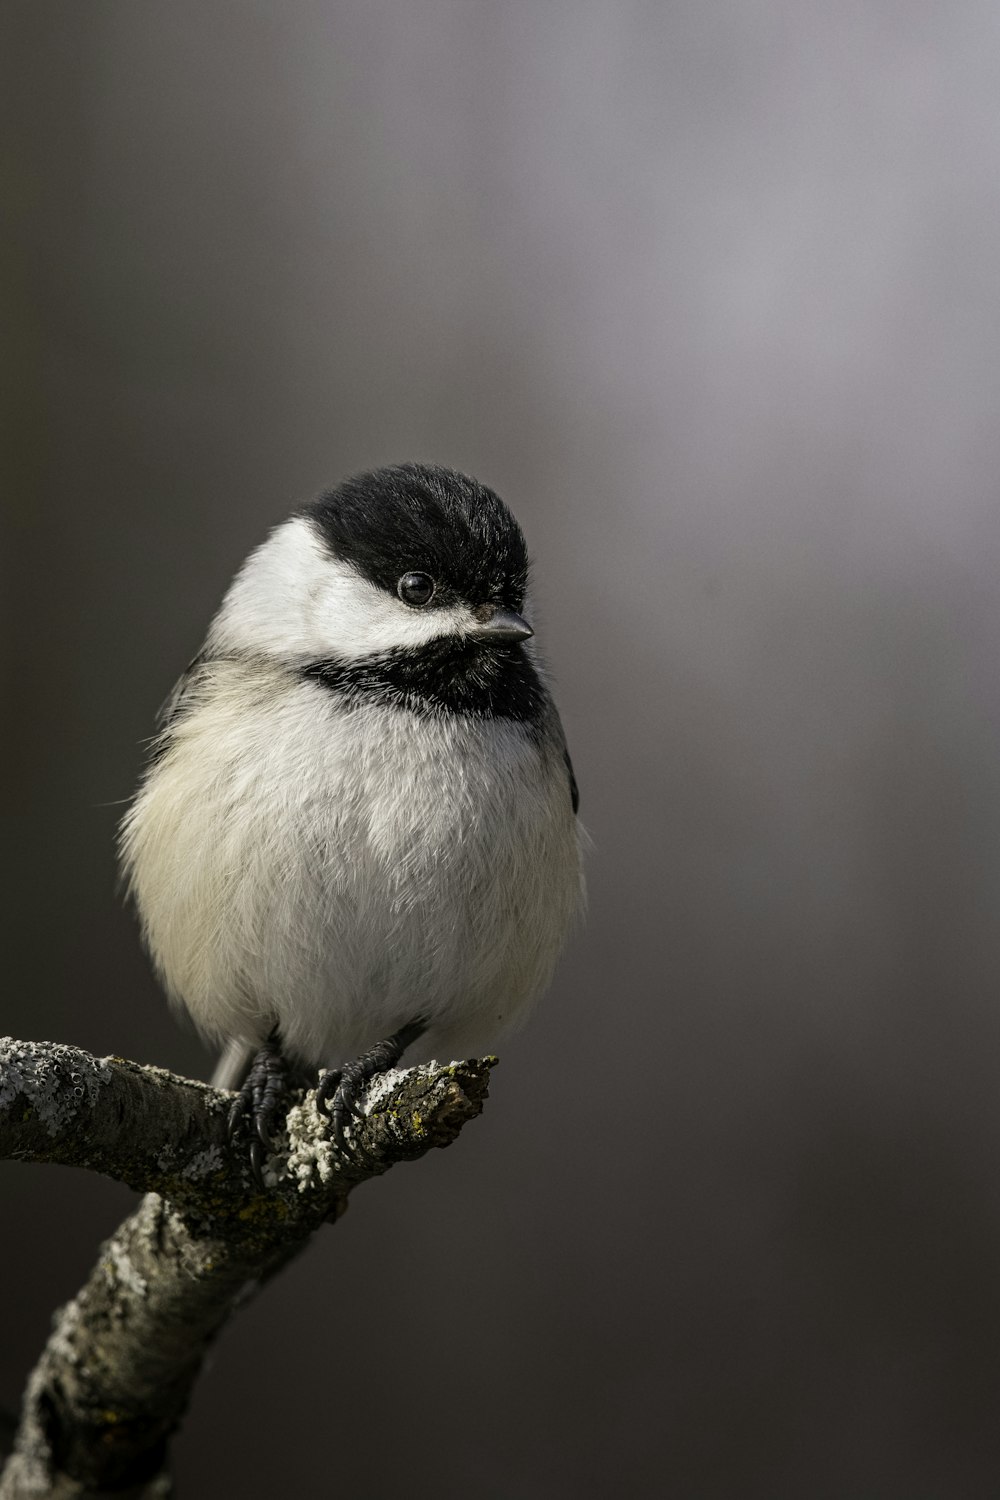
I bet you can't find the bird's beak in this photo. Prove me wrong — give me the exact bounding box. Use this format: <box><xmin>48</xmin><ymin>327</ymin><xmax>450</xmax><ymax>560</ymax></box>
<box><xmin>466</xmin><ymin>606</ymin><xmax>534</xmax><ymax>642</ymax></box>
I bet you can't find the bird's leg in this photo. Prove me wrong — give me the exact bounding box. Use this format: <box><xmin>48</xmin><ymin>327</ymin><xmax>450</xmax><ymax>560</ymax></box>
<box><xmin>316</xmin><ymin>1018</ymin><xmax>428</xmax><ymax>1152</ymax></box>
<box><xmin>227</xmin><ymin>1025</ymin><xmax>290</xmax><ymax>1186</ymax></box>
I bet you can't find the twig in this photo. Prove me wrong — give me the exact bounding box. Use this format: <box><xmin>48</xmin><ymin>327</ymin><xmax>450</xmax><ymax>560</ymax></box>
<box><xmin>0</xmin><ymin>1037</ymin><xmax>493</xmax><ymax>1498</ymax></box>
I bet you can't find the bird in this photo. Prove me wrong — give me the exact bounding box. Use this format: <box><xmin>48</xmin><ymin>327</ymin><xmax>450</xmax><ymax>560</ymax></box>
<box><xmin>120</xmin><ymin>462</ymin><xmax>584</xmax><ymax>1176</ymax></box>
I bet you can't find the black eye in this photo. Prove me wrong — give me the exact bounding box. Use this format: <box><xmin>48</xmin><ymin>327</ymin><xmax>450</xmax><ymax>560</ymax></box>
<box><xmin>397</xmin><ymin>571</ymin><xmax>436</xmax><ymax>606</ymax></box>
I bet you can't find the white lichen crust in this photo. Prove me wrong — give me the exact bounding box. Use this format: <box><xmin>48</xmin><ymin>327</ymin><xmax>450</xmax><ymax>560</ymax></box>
<box><xmin>0</xmin><ymin>1038</ymin><xmax>112</xmax><ymax>1138</ymax></box>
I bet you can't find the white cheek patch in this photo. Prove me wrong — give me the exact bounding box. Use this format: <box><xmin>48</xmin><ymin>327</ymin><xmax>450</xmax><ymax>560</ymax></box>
<box><xmin>208</xmin><ymin>516</ymin><xmax>474</xmax><ymax>663</ymax></box>
<box><xmin>305</xmin><ymin>555</ymin><xmax>472</xmax><ymax>657</ymax></box>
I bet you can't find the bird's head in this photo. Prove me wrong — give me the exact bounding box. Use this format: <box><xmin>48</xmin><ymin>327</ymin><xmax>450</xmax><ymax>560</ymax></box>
<box><xmin>209</xmin><ymin>464</ymin><xmax>542</xmax><ymax>719</ymax></box>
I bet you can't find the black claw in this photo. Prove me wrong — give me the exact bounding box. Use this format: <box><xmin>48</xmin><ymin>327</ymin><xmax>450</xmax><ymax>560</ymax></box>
<box><xmin>249</xmin><ymin>1138</ymin><xmax>266</xmax><ymax>1190</ymax></box>
<box><xmin>316</xmin><ymin>1019</ymin><xmax>427</xmax><ymax>1153</ymax></box>
<box><xmin>319</xmin><ymin>1067</ymin><xmax>342</xmax><ymax>1099</ymax></box>
<box><xmin>228</xmin><ymin>1031</ymin><xmax>289</xmax><ymax>1181</ymax></box>
<box><xmin>227</xmin><ymin>1098</ymin><xmax>244</xmax><ymax>1142</ymax></box>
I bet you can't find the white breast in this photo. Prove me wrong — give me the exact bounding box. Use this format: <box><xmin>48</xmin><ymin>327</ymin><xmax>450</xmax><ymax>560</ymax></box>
<box><xmin>121</xmin><ymin>660</ymin><xmax>583</xmax><ymax>1067</ymax></box>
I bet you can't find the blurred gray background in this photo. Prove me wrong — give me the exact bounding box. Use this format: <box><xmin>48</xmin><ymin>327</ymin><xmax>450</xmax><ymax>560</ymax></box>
<box><xmin>4</xmin><ymin>3</ymin><xmax>1000</xmax><ymax>1496</ymax></box>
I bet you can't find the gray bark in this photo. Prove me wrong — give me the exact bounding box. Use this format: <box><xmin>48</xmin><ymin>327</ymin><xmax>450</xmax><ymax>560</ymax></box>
<box><xmin>0</xmin><ymin>1037</ymin><xmax>493</xmax><ymax>1498</ymax></box>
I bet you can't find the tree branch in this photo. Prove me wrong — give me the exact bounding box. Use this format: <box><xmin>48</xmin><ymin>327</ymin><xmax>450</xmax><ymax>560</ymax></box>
<box><xmin>0</xmin><ymin>1037</ymin><xmax>494</xmax><ymax>1498</ymax></box>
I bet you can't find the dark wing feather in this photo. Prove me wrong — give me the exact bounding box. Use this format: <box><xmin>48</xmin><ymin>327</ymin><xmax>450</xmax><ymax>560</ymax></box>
<box><xmin>563</xmin><ymin>746</ymin><xmax>580</xmax><ymax>815</ymax></box>
<box><xmin>149</xmin><ymin>653</ymin><xmax>208</xmax><ymax>758</ymax></box>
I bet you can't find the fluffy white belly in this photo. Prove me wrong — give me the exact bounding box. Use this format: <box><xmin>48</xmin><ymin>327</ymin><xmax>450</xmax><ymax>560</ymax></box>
<box><xmin>122</xmin><ymin>663</ymin><xmax>582</xmax><ymax>1066</ymax></box>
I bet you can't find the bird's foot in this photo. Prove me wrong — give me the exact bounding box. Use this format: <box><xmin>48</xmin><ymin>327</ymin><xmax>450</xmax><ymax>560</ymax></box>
<box><xmin>228</xmin><ymin>1031</ymin><xmax>290</xmax><ymax>1187</ymax></box>
<box><xmin>316</xmin><ymin>1018</ymin><xmax>427</xmax><ymax>1152</ymax></box>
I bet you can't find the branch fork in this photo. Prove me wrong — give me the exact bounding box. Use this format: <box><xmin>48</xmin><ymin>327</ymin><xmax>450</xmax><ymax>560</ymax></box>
<box><xmin>0</xmin><ymin>1037</ymin><xmax>493</xmax><ymax>1497</ymax></box>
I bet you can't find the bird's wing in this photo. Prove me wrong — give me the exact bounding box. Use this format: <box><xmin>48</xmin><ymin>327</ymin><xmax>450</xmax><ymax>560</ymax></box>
<box><xmin>155</xmin><ymin>653</ymin><xmax>206</xmax><ymax>735</ymax></box>
<box><xmin>563</xmin><ymin>746</ymin><xmax>580</xmax><ymax>815</ymax></box>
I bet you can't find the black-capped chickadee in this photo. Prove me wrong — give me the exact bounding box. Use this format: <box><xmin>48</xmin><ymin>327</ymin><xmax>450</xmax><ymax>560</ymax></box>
<box><xmin>121</xmin><ymin>464</ymin><xmax>583</xmax><ymax>1171</ymax></box>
